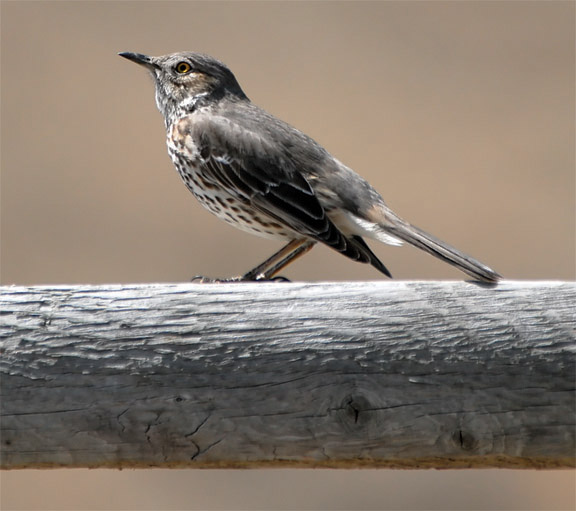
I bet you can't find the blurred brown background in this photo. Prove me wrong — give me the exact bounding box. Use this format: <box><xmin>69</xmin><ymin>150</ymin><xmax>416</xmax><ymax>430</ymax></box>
<box><xmin>1</xmin><ymin>1</ymin><xmax>574</xmax><ymax>510</ymax></box>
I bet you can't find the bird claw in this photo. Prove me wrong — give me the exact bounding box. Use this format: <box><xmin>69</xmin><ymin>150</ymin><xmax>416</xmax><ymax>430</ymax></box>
<box><xmin>190</xmin><ymin>275</ymin><xmax>291</xmax><ymax>283</ymax></box>
<box><xmin>241</xmin><ymin>274</ymin><xmax>292</xmax><ymax>282</ymax></box>
<box><xmin>267</xmin><ymin>275</ymin><xmax>291</xmax><ymax>282</ymax></box>
<box><xmin>190</xmin><ymin>275</ymin><xmax>242</xmax><ymax>283</ymax></box>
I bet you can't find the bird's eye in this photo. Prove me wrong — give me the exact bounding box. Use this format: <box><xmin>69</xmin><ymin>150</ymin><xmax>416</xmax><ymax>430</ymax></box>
<box><xmin>175</xmin><ymin>62</ymin><xmax>192</xmax><ymax>74</ymax></box>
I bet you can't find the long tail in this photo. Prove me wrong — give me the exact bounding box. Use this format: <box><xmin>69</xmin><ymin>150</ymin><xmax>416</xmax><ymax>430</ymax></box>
<box><xmin>385</xmin><ymin>218</ymin><xmax>501</xmax><ymax>283</ymax></box>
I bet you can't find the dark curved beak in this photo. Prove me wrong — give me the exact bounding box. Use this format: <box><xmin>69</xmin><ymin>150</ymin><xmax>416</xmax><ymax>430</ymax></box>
<box><xmin>118</xmin><ymin>52</ymin><xmax>158</xmax><ymax>70</ymax></box>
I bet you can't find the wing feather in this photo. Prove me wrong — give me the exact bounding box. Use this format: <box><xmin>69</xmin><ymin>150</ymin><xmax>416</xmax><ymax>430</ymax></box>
<box><xmin>190</xmin><ymin>114</ymin><xmax>391</xmax><ymax>276</ymax></box>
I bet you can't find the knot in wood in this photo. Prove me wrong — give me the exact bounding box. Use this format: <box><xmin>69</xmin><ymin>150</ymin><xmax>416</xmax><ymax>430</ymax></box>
<box><xmin>452</xmin><ymin>429</ymin><xmax>479</xmax><ymax>452</ymax></box>
<box><xmin>337</xmin><ymin>394</ymin><xmax>375</xmax><ymax>433</ymax></box>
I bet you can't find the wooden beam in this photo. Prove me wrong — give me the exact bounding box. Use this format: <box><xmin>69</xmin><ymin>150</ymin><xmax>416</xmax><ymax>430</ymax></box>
<box><xmin>1</xmin><ymin>281</ymin><xmax>574</xmax><ymax>469</ymax></box>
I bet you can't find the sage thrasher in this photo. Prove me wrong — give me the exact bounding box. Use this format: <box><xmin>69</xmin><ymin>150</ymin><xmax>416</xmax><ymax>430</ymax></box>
<box><xmin>119</xmin><ymin>51</ymin><xmax>501</xmax><ymax>283</ymax></box>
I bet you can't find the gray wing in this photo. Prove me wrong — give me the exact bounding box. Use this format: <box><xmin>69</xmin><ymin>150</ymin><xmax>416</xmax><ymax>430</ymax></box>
<box><xmin>191</xmin><ymin>114</ymin><xmax>392</xmax><ymax>277</ymax></box>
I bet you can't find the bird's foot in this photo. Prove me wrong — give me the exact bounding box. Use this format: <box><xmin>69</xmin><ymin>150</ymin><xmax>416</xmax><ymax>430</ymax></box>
<box><xmin>267</xmin><ymin>275</ymin><xmax>292</xmax><ymax>282</ymax></box>
<box><xmin>191</xmin><ymin>275</ymin><xmax>291</xmax><ymax>283</ymax></box>
<box><xmin>190</xmin><ymin>275</ymin><xmax>242</xmax><ymax>283</ymax></box>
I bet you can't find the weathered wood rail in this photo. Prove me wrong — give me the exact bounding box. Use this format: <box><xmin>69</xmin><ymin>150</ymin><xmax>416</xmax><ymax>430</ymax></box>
<box><xmin>1</xmin><ymin>281</ymin><xmax>574</xmax><ymax>469</ymax></box>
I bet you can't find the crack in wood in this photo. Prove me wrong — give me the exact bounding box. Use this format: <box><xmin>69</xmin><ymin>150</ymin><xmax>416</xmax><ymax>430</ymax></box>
<box><xmin>1</xmin><ymin>281</ymin><xmax>574</xmax><ymax>468</ymax></box>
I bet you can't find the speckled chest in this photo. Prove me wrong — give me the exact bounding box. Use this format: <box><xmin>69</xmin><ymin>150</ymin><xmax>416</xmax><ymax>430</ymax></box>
<box><xmin>165</xmin><ymin>122</ymin><xmax>294</xmax><ymax>240</ymax></box>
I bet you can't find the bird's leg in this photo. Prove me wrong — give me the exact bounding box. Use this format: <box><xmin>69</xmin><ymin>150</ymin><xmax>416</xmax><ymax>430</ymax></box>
<box><xmin>190</xmin><ymin>239</ymin><xmax>315</xmax><ymax>283</ymax></box>
<box><xmin>241</xmin><ymin>239</ymin><xmax>316</xmax><ymax>281</ymax></box>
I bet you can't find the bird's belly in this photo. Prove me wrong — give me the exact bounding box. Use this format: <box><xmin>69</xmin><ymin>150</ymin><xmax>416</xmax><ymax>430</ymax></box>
<box><xmin>169</xmin><ymin>155</ymin><xmax>295</xmax><ymax>240</ymax></box>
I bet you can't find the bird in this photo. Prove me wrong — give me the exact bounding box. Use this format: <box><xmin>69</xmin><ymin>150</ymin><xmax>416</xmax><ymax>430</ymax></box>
<box><xmin>119</xmin><ymin>51</ymin><xmax>501</xmax><ymax>283</ymax></box>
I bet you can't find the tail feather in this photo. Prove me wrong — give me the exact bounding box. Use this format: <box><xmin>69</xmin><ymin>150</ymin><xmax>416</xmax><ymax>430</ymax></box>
<box><xmin>385</xmin><ymin>220</ymin><xmax>501</xmax><ymax>283</ymax></box>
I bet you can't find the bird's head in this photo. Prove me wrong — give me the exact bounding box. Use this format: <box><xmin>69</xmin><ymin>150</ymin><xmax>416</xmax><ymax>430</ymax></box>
<box><xmin>119</xmin><ymin>51</ymin><xmax>247</xmax><ymax>124</ymax></box>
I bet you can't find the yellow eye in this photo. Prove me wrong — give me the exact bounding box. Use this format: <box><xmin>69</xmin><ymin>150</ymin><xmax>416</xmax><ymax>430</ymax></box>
<box><xmin>175</xmin><ymin>61</ymin><xmax>192</xmax><ymax>74</ymax></box>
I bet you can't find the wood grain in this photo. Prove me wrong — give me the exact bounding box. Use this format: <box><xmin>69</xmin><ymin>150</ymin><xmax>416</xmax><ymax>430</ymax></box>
<box><xmin>1</xmin><ymin>281</ymin><xmax>574</xmax><ymax>469</ymax></box>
